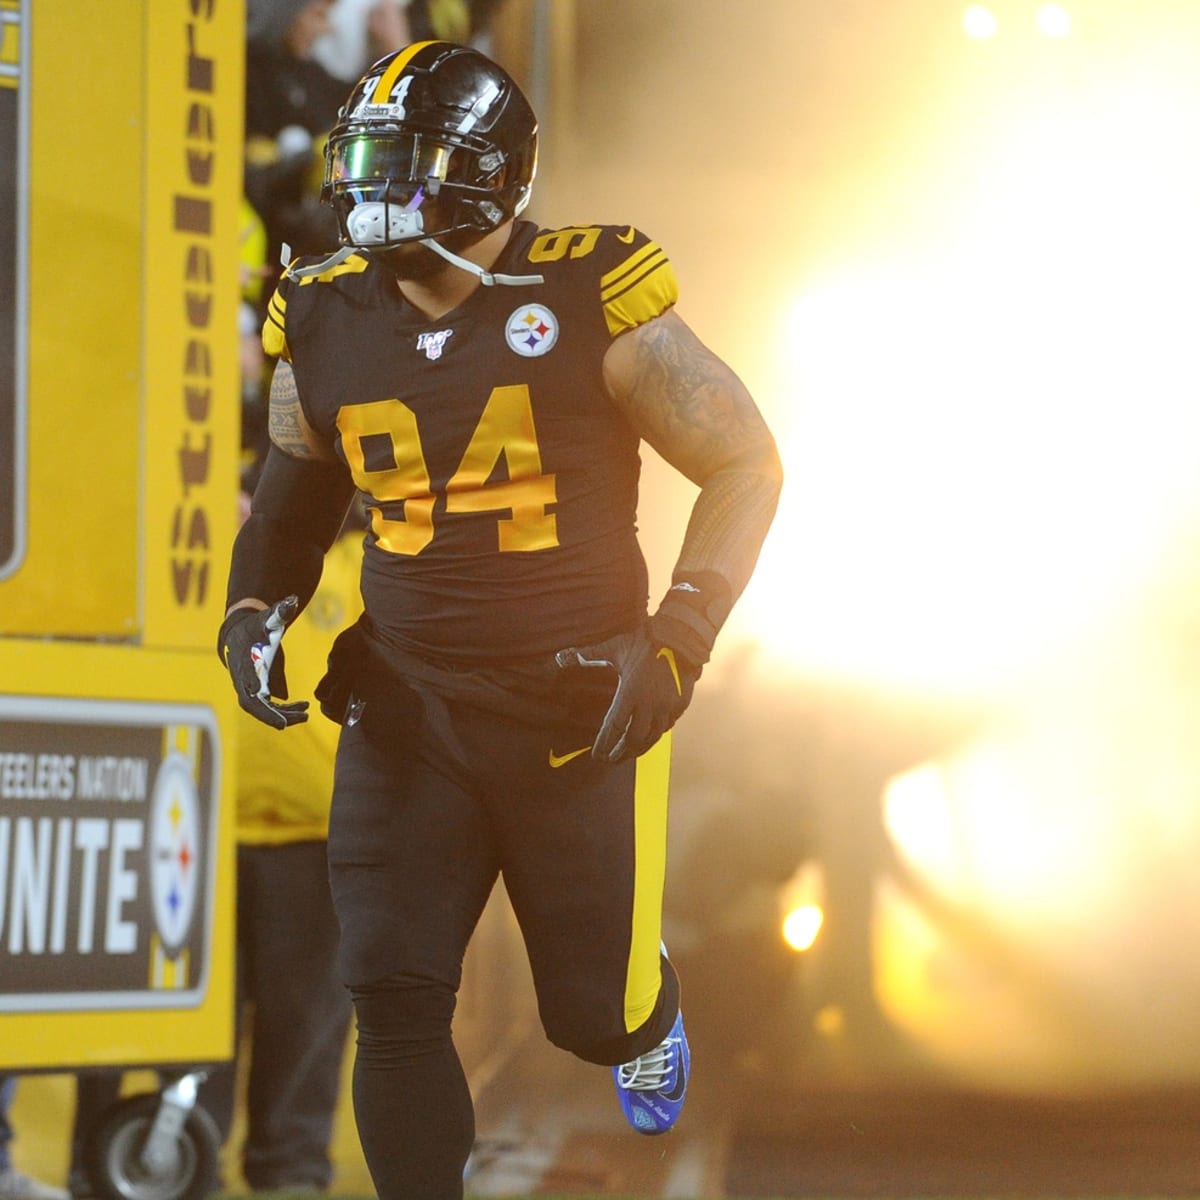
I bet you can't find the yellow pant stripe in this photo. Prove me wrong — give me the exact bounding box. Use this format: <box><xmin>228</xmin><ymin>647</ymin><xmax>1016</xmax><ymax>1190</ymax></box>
<box><xmin>623</xmin><ymin>730</ymin><xmax>672</xmax><ymax>1032</ymax></box>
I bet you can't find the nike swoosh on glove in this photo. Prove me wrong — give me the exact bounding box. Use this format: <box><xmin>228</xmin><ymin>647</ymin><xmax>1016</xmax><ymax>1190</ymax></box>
<box><xmin>555</xmin><ymin>621</ymin><xmax>699</xmax><ymax>763</ymax></box>
<box><xmin>217</xmin><ymin>596</ymin><xmax>309</xmax><ymax>729</ymax></box>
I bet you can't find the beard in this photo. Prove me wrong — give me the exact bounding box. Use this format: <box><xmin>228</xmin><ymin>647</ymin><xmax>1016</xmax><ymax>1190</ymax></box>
<box><xmin>371</xmin><ymin>241</ymin><xmax>449</xmax><ymax>283</ymax></box>
<box><xmin>372</xmin><ymin>227</ymin><xmax>485</xmax><ymax>283</ymax></box>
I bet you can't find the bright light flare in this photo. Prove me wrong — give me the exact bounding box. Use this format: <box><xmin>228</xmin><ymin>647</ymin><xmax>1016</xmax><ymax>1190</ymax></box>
<box><xmin>782</xmin><ymin>904</ymin><xmax>824</xmax><ymax>952</ymax></box>
<box><xmin>779</xmin><ymin>860</ymin><xmax>825</xmax><ymax>952</ymax></box>
<box><xmin>734</xmin><ymin>53</ymin><xmax>1200</xmax><ymax>700</ymax></box>
<box><xmin>874</xmin><ymin>669</ymin><xmax>1200</xmax><ymax>1090</ymax></box>
<box><xmin>962</xmin><ymin>5</ymin><xmax>998</xmax><ymax>39</ymax></box>
<box><xmin>1036</xmin><ymin>3</ymin><xmax>1072</xmax><ymax>38</ymax></box>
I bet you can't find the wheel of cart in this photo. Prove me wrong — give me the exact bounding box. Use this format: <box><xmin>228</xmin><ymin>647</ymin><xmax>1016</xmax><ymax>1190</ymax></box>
<box><xmin>81</xmin><ymin>1072</ymin><xmax>222</xmax><ymax>1200</ymax></box>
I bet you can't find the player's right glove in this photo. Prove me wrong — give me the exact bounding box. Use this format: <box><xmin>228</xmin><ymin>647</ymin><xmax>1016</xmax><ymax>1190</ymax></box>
<box><xmin>554</xmin><ymin>572</ymin><xmax>731</xmax><ymax>763</ymax></box>
<box><xmin>217</xmin><ymin>596</ymin><xmax>309</xmax><ymax>730</ymax></box>
<box><xmin>555</xmin><ymin>619</ymin><xmax>701</xmax><ymax>764</ymax></box>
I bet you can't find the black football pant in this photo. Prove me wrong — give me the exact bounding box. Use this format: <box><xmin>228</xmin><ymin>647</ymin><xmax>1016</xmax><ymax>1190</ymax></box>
<box><xmin>327</xmin><ymin>688</ymin><xmax>679</xmax><ymax>1200</ymax></box>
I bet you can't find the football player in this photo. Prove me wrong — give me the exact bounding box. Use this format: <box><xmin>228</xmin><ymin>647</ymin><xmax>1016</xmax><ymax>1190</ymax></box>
<box><xmin>218</xmin><ymin>39</ymin><xmax>782</xmax><ymax>1200</ymax></box>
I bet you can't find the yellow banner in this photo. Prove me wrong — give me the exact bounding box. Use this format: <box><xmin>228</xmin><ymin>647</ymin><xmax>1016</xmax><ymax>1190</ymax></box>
<box><xmin>0</xmin><ymin>1</ymin><xmax>142</xmax><ymax>635</ymax></box>
<box><xmin>142</xmin><ymin>0</ymin><xmax>242</xmax><ymax>650</ymax></box>
<box><xmin>0</xmin><ymin>0</ymin><xmax>243</xmax><ymax>1072</ymax></box>
<box><xmin>0</xmin><ymin>1</ymin><xmax>241</xmax><ymax>645</ymax></box>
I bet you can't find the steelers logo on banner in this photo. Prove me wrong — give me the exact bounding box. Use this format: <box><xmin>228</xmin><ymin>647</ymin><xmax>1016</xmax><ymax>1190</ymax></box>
<box><xmin>505</xmin><ymin>303</ymin><xmax>558</xmax><ymax>357</ymax></box>
<box><xmin>149</xmin><ymin>751</ymin><xmax>201</xmax><ymax>958</ymax></box>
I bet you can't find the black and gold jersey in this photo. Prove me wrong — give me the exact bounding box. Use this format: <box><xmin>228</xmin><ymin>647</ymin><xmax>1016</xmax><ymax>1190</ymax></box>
<box><xmin>262</xmin><ymin>220</ymin><xmax>679</xmax><ymax>661</ymax></box>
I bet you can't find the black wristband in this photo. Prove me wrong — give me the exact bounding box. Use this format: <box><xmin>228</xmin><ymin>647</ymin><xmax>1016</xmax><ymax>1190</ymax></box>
<box><xmin>650</xmin><ymin>570</ymin><xmax>733</xmax><ymax>669</ymax></box>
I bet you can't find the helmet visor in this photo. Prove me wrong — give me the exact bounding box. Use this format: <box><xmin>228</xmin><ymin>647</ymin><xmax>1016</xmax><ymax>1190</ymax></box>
<box><xmin>328</xmin><ymin>134</ymin><xmax>474</xmax><ymax>193</ymax></box>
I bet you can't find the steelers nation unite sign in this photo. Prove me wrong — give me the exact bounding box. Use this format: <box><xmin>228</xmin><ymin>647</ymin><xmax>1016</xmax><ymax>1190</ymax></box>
<box><xmin>0</xmin><ymin>697</ymin><xmax>218</xmax><ymax>1011</ymax></box>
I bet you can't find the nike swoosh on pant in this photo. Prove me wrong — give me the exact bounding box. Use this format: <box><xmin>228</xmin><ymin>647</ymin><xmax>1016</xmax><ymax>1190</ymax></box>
<box><xmin>548</xmin><ymin>745</ymin><xmax>591</xmax><ymax>768</ymax></box>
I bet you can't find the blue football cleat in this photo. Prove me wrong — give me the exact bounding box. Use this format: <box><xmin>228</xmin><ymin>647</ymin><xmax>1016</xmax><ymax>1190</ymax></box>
<box><xmin>613</xmin><ymin>1009</ymin><xmax>690</xmax><ymax>1135</ymax></box>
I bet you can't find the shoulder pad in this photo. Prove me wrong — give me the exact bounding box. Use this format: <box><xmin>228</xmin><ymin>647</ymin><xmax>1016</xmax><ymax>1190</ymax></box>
<box><xmin>260</xmin><ymin>252</ymin><xmax>374</xmax><ymax>359</ymax></box>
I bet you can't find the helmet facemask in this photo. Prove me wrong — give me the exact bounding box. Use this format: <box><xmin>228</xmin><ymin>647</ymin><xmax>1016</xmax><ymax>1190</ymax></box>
<box><xmin>324</xmin><ymin>128</ymin><xmax>517</xmax><ymax>251</ymax></box>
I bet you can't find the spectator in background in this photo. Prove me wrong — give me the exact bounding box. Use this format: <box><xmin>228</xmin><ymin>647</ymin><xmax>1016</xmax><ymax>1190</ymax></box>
<box><xmin>68</xmin><ymin>1075</ymin><xmax>118</xmax><ymax>1199</ymax></box>
<box><xmin>311</xmin><ymin>0</ymin><xmax>507</xmax><ymax>83</ymax></box>
<box><xmin>310</xmin><ymin>0</ymin><xmax>412</xmax><ymax>81</ymax></box>
<box><xmin>0</xmin><ymin>1076</ymin><xmax>70</xmax><ymax>1200</ymax></box>
<box><xmin>246</xmin><ymin>0</ymin><xmax>346</xmax><ymax>144</ymax></box>
<box><xmin>244</xmin><ymin>0</ymin><xmax>347</xmax><ymax>291</ymax></box>
<box><xmin>406</xmin><ymin>0</ymin><xmax>508</xmax><ymax>50</ymax></box>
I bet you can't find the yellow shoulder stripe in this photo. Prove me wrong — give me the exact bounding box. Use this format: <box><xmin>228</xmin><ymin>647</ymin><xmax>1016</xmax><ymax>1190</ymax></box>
<box><xmin>601</xmin><ymin>243</ymin><xmax>679</xmax><ymax>337</ymax></box>
<box><xmin>600</xmin><ymin>242</ymin><xmax>665</xmax><ymax>299</ymax></box>
<box><xmin>262</xmin><ymin>292</ymin><xmax>288</xmax><ymax>359</ymax></box>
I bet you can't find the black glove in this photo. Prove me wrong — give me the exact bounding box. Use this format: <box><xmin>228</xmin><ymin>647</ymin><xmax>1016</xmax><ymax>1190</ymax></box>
<box><xmin>555</xmin><ymin>619</ymin><xmax>701</xmax><ymax>763</ymax></box>
<box><xmin>314</xmin><ymin>621</ymin><xmax>369</xmax><ymax>725</ymax></box>
<box><xmin>217</xmin><ymin>596</ymin><xmax>309</xmax><ymax>729</ymax></box>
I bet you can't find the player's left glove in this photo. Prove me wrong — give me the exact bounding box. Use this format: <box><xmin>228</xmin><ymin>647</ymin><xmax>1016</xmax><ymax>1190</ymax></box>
<box><xmin>555</xmin><ymin>617</ymin><xmax>701</xmax><ymax>764</ymax></box>
<box><xmin>217</xmin><ymin>596</ymin><xmax>309</xmax><ymax>730</ymax></box>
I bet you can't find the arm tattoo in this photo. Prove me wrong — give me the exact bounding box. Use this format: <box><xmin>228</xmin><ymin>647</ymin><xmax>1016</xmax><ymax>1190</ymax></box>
<box><xmin>267</xmin><ymin>360</ymin><xmax>327</xmax><ymax>460</ymax></box>
<box><xmin>675</xmin><ymin>468</ymin><xmax>781</xmax><ymax>601</ymax></box>
<box><xmin>611</xmin><ymin>311</ymin><xmax>783</xmax><ymax>611</ymax></box>
<box><xmin>620</xmin><ymin>315</ymin><xmax>768</xmax><ymax>478</ymax></box>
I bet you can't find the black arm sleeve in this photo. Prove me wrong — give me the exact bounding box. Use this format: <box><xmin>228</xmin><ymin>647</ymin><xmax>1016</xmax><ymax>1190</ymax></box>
<box><xmin>225</xmin><ymin>445</ymin><xmax>357</xmax><ymax>613</ymax></box>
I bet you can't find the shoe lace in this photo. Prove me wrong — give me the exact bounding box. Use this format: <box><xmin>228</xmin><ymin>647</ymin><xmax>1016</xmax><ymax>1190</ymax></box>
<box><xmin>617</xmin><ymin>1035</ymin><xmax>678</xmax><ymax>1091</ymax></box>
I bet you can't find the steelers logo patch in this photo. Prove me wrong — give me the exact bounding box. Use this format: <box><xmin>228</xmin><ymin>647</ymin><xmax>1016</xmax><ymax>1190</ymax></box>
<box><xmin>149</xmin><ymin>752</ymin><xmax>201</xmax><ymax>958</ymax></box>
<box><xmin>506</xmin><ymin>304</ymin><xmax>559</xmax><ymax>357</ymax></box>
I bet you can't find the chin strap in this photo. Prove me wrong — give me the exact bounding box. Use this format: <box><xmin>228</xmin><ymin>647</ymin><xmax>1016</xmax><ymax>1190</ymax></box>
<box><xmin>282</xmin><ymin>238</ymin><xmax>544</xmax><ymax>287</ymax></box>
<box><xmin>286</xmin><ymin>244</ymin><xmax>357</xmax><ymax>279</ymax></box>
<box><xmin>419</xmin><ymin>237</ymin><xmax>544</xmax><ymax>287</ymax></box>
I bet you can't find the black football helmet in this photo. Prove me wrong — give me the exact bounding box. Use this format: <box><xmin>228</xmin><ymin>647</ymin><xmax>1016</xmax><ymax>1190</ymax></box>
<box><xmin>321</xmin><ymin>41</ymin><xmax>538</xmax><ymax>252</ymax></box>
